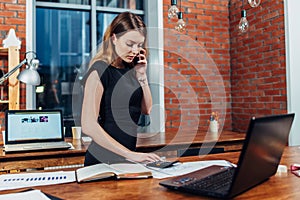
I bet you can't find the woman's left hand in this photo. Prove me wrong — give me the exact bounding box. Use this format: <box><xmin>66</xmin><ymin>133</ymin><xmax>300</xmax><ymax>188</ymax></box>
<box><xmin>134</xmin><ymin>49</ymin><xmax>147</xmax><ymax>78</ymax></box>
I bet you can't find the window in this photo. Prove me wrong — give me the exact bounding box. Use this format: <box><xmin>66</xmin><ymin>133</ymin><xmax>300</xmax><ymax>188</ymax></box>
<box><xmin>36</xmin><ymin>8</ymin><xmax>90</xmax><ymax>118</ymax></box>
<box><xmin>37</xmin><ymin>0</ymin><xmax>90</xmax><ymax>4</ymax></box>
<box><xmin>96</xmin><ymin>0</ymin><xmax>143</xmax><ymax>9</ymax></box>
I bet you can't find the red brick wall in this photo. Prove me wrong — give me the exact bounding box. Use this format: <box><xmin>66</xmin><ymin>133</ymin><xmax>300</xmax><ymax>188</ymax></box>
<box><xmin>0</xmin><ymin>1</ymin><xmax>26</xmax><ymax>127</ymax></box>
<box><xmin>0</xmin><ymin>1</ymin><xmax>26</xmax><ymax>51</ymax></box>
<box><xmin>163</xmin><ymin>0</ymin><xmax>232</xmax><ymax>133</ymax></box>
<box><xmin>229</xmin><ymin>0</ymin><xmax>287</xmax><ymax>132</ymax></box>
<box><xmin>0</xmin><ymin>1</ymin><xmax>287</xmax><ymax>134</ymax></box>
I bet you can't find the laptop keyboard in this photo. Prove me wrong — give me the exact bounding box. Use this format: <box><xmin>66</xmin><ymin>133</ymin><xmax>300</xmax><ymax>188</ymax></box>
<box><xmin>183</xmin><ymin>167</ymin><xmax>235</xmax><ymax>193</ymax></box>
<box><xmin>9</xmin><ymin>141</ymin><xmax>68</xmax><ymax>147</ymax></box>
<box><xmin>5</xmin><ymin>141</ymin><xmax>71</xmax><ymax>152</ymax></box>
<box><xmin>39</xmin><ymin>141</ymin><xmax>69</xmax><ymax>147</ymax></box>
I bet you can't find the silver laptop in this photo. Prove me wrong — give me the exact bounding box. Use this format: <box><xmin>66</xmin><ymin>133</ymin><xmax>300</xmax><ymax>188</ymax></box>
<box><xmin>4</xmin><ymin>110</ymin><xmax>71</xmax><ymax>153</ymax></box>
<box><xmin>160</xmin><ymin>113</ymin><xmax>295</xmax><ymax>199</ymax></box>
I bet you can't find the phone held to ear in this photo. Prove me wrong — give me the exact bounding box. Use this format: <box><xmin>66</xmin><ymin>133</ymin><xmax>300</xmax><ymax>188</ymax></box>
<box><xmin>133</xmin><ymin>56</ymin><xmax>139</xmax><ymax>65</ymax></box>
<box><xmin>133</xmin><ymin>50</ymin><xmax>145</xmax><ymax>65</ymax></box>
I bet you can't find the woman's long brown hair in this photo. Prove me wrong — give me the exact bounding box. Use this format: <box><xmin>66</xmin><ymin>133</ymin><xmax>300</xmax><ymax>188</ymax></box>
<box><xmin>90</xmin><ymin>12</ymin><xmax>148</xmax><ymax>66</ymax></box>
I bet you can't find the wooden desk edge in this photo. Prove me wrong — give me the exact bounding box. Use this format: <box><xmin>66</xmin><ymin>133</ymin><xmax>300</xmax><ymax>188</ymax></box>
<box><xmin>0</xmin><ymin>146</ymin><xmax>299</xmax><ymax>200</ymax></box>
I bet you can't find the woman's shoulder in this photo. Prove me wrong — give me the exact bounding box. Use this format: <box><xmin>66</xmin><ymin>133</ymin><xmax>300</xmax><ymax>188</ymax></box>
<box><xmin>82</xmin><ymin>61</ymin><xmax>110</xmax><ymax>85</ymax></box>
<box><xmin>90</xmin><ymin>60</ymin><xmax>110</xmax><ymax>72</ymax></box>
<box><xmin>88</xmin><ymin>60</ymin><xmax>115</xmax><ymax>79</ymax></box>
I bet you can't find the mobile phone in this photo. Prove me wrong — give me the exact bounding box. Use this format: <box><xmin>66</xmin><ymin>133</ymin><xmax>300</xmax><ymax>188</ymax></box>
<box><xmin>133</xmin><ymin>50</ymin><xmax>145</xmax><ymax>65</ymax></box>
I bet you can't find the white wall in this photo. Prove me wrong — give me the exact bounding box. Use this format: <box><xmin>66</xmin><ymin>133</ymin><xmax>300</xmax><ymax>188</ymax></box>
<box><xmin>285</xmin><ymin>0</ymin><xmax>300</xmax><ymax>145</ymax></box>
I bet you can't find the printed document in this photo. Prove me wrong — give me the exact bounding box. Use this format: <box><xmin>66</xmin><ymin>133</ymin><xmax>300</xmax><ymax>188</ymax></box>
<box><xmin>148</xmin><ymin>160</ymin><xmax>233</xmax><ymax>179</ymax></box>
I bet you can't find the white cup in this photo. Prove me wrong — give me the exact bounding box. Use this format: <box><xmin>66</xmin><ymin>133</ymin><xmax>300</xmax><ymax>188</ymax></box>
<box><xmin>72</xmin><ymin>126</ymin><xmax>81</xmax><ymax>139</ymax></box>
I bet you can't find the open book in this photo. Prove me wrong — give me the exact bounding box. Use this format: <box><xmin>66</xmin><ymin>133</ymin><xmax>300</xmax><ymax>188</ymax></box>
<box><xmin>75</xmin><ymin>163</ymin><xmax>152</xmax><ymax>183</ymax></box>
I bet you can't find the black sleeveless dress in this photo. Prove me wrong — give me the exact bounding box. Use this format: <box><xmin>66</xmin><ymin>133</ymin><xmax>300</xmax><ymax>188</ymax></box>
<box><xmin>83</xmin><ymin>61</ymin><xmax>143</xmax><ymax>166</ymax></box>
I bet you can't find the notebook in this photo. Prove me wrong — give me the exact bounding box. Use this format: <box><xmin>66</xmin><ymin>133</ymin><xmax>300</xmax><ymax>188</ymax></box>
<box><xmin>159</xmin><ymin>113</ymin><xmax>295</xmax><ymax>199</ymax></box>
<box><xmin>4</xmin><ymin>110</ymin><xmax>71</xmax><ymax>153</ymax></box>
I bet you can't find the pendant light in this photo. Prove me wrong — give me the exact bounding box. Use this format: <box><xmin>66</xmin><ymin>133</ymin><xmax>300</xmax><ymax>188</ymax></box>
<box><xmin>168</xmin><ymin>0</ymin><xmax>179</xmax><ymax>19</ymax></box>
<box><xmin>175</xmin><ymin>12</ymin><xmax>186</xmax><ymax>32</ymax></box>
<box><xmin>238</xmin><ymin>0</ymin><xmax>249</xmax><ymax>34</ymax></box>
<box><xmin>248</xmin><ymin>0</ymin><xmax>261</xmax><ymax>7</ymax></box>
<box><xmin>238</xmin><ymin>10</ymin><xmax>249</xmax><ymax>33</ymax></box>
<box><xmin>175</xmin><ymin>0</ymin><xmax>186</xmax><ymax>32</ymax></box>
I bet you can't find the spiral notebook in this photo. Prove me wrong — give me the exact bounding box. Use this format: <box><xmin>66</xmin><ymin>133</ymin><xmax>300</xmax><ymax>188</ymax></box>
<box><xmin>4</xmin><ymin>110</ymin><xmax>71</xmax><ymax>153</ymax></box>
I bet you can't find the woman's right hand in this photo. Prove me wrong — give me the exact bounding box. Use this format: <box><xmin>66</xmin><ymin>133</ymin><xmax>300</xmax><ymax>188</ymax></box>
<box><xmin>127</xmin><ymin>152</ymin><xmax>161</xmax><ymax>163</ymax></box>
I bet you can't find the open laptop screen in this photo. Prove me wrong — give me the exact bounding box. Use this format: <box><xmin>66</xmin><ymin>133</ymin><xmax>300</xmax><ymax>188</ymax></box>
<box><xmin>5</xmin><ymin>110</ymin><xmax>64</xmax><ymax>144</ymax></box>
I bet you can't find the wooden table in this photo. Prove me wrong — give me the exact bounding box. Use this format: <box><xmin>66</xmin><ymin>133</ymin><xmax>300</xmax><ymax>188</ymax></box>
<box><xmin>0</xmin><ymin>139</ymin><xmax>87</xmax><ymax>172</ymax></box>
<box><xmin>137</xmin><ymin>130</ymin><xmax>245</xmax><ymax>157</ymax></box>
<box><xmin>1</xmin><ymin>146</ymin><xmax>299</xmax><ymax>199</ymax></box>
<box><xmin>0</xmin><ymin>131</ymin><xmax>245</xmax><ymax>172</ymax></box>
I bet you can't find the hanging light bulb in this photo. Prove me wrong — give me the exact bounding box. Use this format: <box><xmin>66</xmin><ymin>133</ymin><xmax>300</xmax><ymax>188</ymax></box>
<box><xmin>175</xmin><ymin>12</ymin><xmax>186</xmax><ymax>32</ymax></box>
<box><xmin>248</xmin><ymin>0</ymin><xmax>261</xmax><ymax>7</ymax></box>
<box><xmin>168</xmin><ymin>0</ymin><xmax>179</xmax><ymax>19</ymax></box>
<box><xmin>238</xmin><ymin>10</ymin><xmax>249</xmax><ymax>33</ymax></box>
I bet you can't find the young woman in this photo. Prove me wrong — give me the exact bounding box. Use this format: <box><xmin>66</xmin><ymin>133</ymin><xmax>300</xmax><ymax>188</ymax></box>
<box><xmin>81</xmin><ymin>12</ymin><xmax>161</xmax><ymax>166</ymax></box>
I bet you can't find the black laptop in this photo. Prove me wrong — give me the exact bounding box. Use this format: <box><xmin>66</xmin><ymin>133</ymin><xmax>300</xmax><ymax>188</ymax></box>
<box><xmin>159</xmin><ymin>113</ymin><xmax>295</xmax><ymax>199</ymax></box>
<box><xmin>4</xmin><ymin>110</ymin><xmax>71</xmax><ymax>153</ymax></box>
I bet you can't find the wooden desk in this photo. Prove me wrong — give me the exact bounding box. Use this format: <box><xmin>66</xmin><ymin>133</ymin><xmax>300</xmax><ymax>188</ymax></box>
<box><xmin>0</xmin><ymin>131</ymin><xmax>245</xmax><ymax>172</ymax></box>
<box><xmin>0</xmin><ymin>139</ymin><xmax>88</xmax><ymax>172</ymax></box>
<box><xmin>1</xmin><ymin>146</ymin><xmax>299</xmax><ymax>199</ymax></box>
<box><xmin>137</xmin><ymin>130</ymin><xmax>245</xmax><ymax>156</ymax></box>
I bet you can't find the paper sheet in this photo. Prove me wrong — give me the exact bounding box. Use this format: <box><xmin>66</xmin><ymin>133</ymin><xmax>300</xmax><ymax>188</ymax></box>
<box><xmin>148</xmin><ymin>160</ymin><xmax>233</xmax><ymax>179</ymax></box>
<box><xmin>0</xmin><ymin>171</ymin><xmax>76</xmax><ymax>191</ymax></box>
<box><xmin>0</xmin><ymin>190</ymin><xmax>50</xmax><ymax>200</ymax></box>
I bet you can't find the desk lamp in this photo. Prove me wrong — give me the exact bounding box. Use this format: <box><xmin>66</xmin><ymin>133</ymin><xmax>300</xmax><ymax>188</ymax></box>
<box><xmin>0</xmin><ymin>51</ymin><xmax>40</xmax><ymax>86</ymax></box>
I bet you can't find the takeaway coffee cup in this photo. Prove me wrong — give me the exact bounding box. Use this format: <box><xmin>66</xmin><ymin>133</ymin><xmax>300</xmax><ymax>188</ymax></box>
<box><xmin>72</xmin><ymin>126</ymin><xmax>81</xmax><ymax>139</ymax></box>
